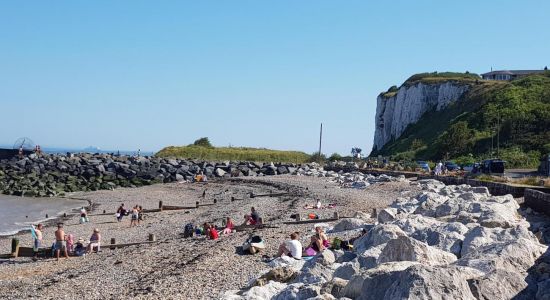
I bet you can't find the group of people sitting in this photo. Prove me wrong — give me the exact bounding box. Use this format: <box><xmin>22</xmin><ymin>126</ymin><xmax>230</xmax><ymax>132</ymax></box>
<box><xmin>33</xmin><ymin>223</ymin><xmax>102</xmax><ymax>261</ymax></box>
<box><xmin>116</xmin><ymin>203</ymin><xmax>144</xmax><ymax>227</ymax></box>
<box><xmin>276</xmin><ymin>226</ymin><xmax>330</xmax><ymax>259</ymax></box>
<box><xmin>183</xmin><ymin>206</ymin><xmax>263</xmax><ymax>240</ymax></box>
<box><xmin>275</xmin><ymin>225</ymin><xmax>369</xmax><ymax>260</ymax></box>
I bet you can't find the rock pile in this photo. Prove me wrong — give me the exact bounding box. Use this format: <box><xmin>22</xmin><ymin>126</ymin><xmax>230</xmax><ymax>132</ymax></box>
<box><xmin>223</xmin><ymin>179</ymin><xmax>549</xmax><ymax>300</ymax></box>
<box><xmin>297</xmin><ymin>167</ymin><xmax>408</xmax><ymax>189</ymax></box>
<box><xmin>0</xmin><ymin>153</ymin><xmax>322</xmax><ymax>197</ymax></box>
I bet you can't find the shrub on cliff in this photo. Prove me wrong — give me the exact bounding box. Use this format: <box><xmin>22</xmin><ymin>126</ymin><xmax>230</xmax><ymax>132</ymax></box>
<box><xmin>192</xmin><ymin>137</ymin><xmax>213</xmax><ymax>148</ymax></box>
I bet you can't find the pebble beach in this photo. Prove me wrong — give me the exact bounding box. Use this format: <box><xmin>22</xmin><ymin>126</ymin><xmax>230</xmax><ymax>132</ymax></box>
<box><xmin>0</xmin><ymin>175</ymin><xmax>410</xmax><ymax>299</ymax></box>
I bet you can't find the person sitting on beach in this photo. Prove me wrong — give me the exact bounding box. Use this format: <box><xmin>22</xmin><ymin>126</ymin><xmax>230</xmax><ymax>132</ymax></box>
<box><xmin>194</xmin><ymin>171</ymin><xmax>204</xmax><ymax>183</ymax></box>
<box><xmin>55</xmin><ymin>223</ymin><xmax>69</xmax><ymax>261</ymax></box>
<box><xmin>277</xmin><ymin>232</ymin><xmax>302</xmax><ymax>259</ymax></box>
<box><xmin>130</xmin><ymin>206</ymin><xmax>139</xmax><ymax>227</ymax></box>
<box><xmin>250</xmin><ymin>207</ymin><xmax>261</xmax><ymax>224</ymax></box>
<box><xmin>305</xmin><ymin>226</ymin><xmax>329</xmax><ymax>255</ymax></box>
<box><xmin>74</xmin><ymin>238</ymin><xmax>86</xmax><ymax>256</ymax></box>
<box><xmin>116</xmin><ymin>203</ymin><xmax>126</xmax><ymax>222</ymax></box>
<box><xmin>87</xmin><ymin>228</ymin><xmax>101</xmax><ymax>253</ymax></box>
<box><xmin>223</xmin><ymin>217</ymin><xmax>235</xmax><ymax>235</ymax></box>
<box><xmin>32</xmin><ymin>223</ymin><xmax>43</xmax><ymax>261</ymax></box>
<box><xmin>204</xmin><ymin>223</ymin><xmax>219</xmax><ymax>240</ymax></box>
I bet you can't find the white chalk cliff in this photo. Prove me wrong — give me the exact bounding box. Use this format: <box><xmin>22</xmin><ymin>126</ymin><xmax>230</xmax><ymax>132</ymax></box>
<box><xmin>373</xmin><ymin>82</ymin><xmax>470</xmax><ymax>151</ymax></box>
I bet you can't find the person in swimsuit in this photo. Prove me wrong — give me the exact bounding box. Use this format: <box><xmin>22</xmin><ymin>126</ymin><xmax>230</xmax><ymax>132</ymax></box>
<box><xmin>130</xmin><ymin>206</ymin><xmax>139</xmax><ymax>227</ymax></box>
<box><xmin>87</xmin><ymin>228</ymin><xmax>101</xmax><ymax>253</ymax></box>
<box><xmin>223</xmin><ymin>217</ymin><xmax>235</xmax><ymax>235</ymax></box>
<box><xmin>55</xmin><ymin>223</ymin><xmax>69</xmax><ymax>261</ymax></box>
<box><xmin>33</xmin><ymin>224</ymin><xmax>43</xmax><ymax>261</ymax></box>
<box><xmin>306</xmin><ymin>226</ymin><xmax>329</xmax><ymax>253</ymax></box>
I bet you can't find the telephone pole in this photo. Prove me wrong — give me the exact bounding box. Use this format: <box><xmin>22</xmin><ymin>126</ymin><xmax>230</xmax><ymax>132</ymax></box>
<box><xmin>318</xmin><ymin>123</ymin><xmax>323</xmax><ymax>156</ymax></box>
<box><xmin>497</xmin><ymin>113</ymin><xmax>500</xmax><ymax>157</ymax></box>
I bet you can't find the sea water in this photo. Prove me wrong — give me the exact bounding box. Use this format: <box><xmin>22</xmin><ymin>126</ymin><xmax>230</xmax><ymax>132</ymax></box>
<box><xmin>0</xmin><ymin>195</ymin><xmax>88</xmax><ymax>236</ymax></box>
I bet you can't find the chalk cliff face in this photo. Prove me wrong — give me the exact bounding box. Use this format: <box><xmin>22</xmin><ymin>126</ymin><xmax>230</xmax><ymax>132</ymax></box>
<box><xmin>373</xmin><ymin>82</ymin><xmax>470</xmax><ymax>151</ymax></box>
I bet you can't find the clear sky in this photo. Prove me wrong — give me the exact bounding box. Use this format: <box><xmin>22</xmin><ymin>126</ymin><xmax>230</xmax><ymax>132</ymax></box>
<box><xmin>1</xmin><ymin>1</ymin><xmax>549</xmax><ymax>155</ymax></box>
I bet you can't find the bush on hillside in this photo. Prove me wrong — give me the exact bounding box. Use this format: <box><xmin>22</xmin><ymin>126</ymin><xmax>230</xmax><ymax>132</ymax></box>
<box><xmin>193</xmin><ymin>137</ymin><xmax>213</xmax><ymax>148</ymax></box>
<box><xmin>328</xmin><ymin>153</ymin><xmax>342</xmax><ymax>162</ymax></box>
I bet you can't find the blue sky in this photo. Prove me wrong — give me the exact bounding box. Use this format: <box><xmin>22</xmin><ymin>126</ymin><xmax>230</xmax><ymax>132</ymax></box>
<box><xmin>1</xmin><ymin>1</ymin><xmax>549</xmax><ymax>155</ymax></box>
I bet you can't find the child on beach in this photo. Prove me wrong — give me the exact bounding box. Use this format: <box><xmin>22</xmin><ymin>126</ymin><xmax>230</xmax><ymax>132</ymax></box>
<box><xmin>74</xmin><ymin>238</ymin><xmax>86</xmax><ymax>256</ymax></box>
<box><xmin>204</xmin><ymin>223</ymin><xmax>219</xmax><ymax>240</ymax></box>
<box><xmin>66</xmin><ymin>234</ymin><xmax>75</xmax><ymax>254</ymax></box>
<box><xmin>80</xmin><ymin>207</ymin><xmax>89</xmax><ymax>224</ymax></box>
<box><xmin>223</xmin><ymin>217</ymin><xmax>235</xmax><ymax>234</ymax></box>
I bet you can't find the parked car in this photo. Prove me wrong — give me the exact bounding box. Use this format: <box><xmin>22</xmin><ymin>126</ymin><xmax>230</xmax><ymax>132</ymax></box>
<box><xmin>462</xmin><ymin>164</ymin><xmax>475</xmax><ymax>172</ymax></box>
<box><xmin>444</xmin><ymin>161</ymin><xmax>459</xmax><ymax>171</ymax></box>
<box><xmin>481</xmin><ymin>159</ymin><xmax>505</xmax><ymax>174</ymax></box>
<box><xmin>416</xmin><ymin>161</ymin><xmax>431</xmax><ymax>172</ymax></box>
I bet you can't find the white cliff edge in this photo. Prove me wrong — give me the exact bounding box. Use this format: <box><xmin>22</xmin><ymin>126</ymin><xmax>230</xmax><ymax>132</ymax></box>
<box><xmin>373</xmin><ymin>81</ymin><xmax>470</xmax><ymax>152</ymax></box>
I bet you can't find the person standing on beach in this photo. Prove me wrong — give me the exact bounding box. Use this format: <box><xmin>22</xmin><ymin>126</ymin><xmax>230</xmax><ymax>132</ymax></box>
<box><xmin>32</xmin><ymin>224</ymin><xmax>43</xmax><ymax>261</ymax></box>
<box><xmin>54</xmin><ymin>223</ymin><xmax>69</xmax><ymax>261</ymax></box>
<box><xmin>137</xmin><ymin>206</ymin><xmax>143</xmax><ymax>225</ymax></box>
<box><xmin>130</xmin><ymin>206</ymin><xmax>139</xmax><ymax>227</ymax></box>
<box><xmin>116</xmin><ymin>203</ymin><xmax>126</xmax><ymax>222</ymax></box>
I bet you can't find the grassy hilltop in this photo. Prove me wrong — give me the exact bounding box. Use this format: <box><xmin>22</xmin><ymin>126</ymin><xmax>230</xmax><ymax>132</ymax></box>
<box><xmin>156</xmin><ymin>138</ymin><xmax>310</xmax><ymax>163</ymax></box>
<box><xmin>371</xmin><ymin>71</ymin><xmax>550</xmax><ymax>168</ymax></box>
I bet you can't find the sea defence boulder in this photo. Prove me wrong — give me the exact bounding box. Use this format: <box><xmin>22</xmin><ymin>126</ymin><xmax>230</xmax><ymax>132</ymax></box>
<box><xmin>0</xmin><ymin>153</ymin><xmax>322</xmax><ymax>197</ymax></box>
<box><xmin>225</xmin><ymin>177</ymin><xmax>549</xmax><ymax>300</ymax></box>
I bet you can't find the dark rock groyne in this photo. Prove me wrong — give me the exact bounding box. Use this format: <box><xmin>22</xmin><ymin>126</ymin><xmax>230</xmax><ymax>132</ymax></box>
<box><xmin>0</xmin><ymin>153</ymin><xmax>313</xmax><ymax>197</ymax></box>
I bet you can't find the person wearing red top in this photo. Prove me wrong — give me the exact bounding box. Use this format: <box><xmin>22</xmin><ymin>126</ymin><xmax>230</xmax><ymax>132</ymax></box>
<box><xmin>204</xmin><ymin>223</ymin><xmax>219</xmax><ymax>240</ymax></box>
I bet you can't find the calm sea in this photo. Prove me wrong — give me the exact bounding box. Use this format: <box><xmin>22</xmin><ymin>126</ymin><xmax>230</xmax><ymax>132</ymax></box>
<box><xmin>0</xmin><ymin>195</ymin><xmax>88</xmax><ymax>236</ymax></box>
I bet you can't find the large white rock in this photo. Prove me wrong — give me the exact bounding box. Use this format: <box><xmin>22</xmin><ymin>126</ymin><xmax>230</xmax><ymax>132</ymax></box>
<box><xmin>353</xmin><ymin>224</ymin><xmax>407</xmax><ymax>254</ymax></box>
<box><xmin>358</xmin><ymin>264</ymin><xmax>477</xmax><ymax>300</ymax></box>
<box><xmin>460</xmin><ymin>225</ymin><xmax>535</xmax><ymax>257</ymax></box>
<box><xmin>377</xmin><ymin>236</ymin><xmax>457</xmax><ymax>266</ymax></box>
<box><xmin>294</xmin><ymin>250</ymin><xmax>336</xmax><ymax>285</ymax></box>
<box><xmin>273</xmin><ymin>283</ymin><xmax>321</xmax><ymax>300</ymax></box>
<box><xmin>333</xmin><ymin>260</ymin><xmax>360</xmax><ymax>280</ymax></box>
<box><xmin>377</xmin><ymin>208</ymin><xmax>398</xmax><ymax>223</ymax></box>
<box><xmin>222</xmin><ymin>281</ymin><xmax>288</xmax><ymax>300</ymax></box>
<box><xmin>457</xmin><ymin>238</ymin><xmax>547</xmax><ymax>274</ymax></box>
<box><xmin>357</xmin><ymin>243</ymin><xmax>386</xmax><ymax>269</ymax></box>
<box><xmin>467</xmin><ymin>269</ymin><xmax>529</xmax><ymax>300</ymax></box>
<box><xmin>331</xmin><ymin>218</ymin><xmax>365</xmax><ymax>232</ymax></box>
<box><xmin>343</xmin><ymin>261</ymin><xmax>420</xmax><ymax>299</ymax></box>
<box><xmin>393</xmin><ymin>214</ymin><xmax>467</xmax><ymax>256</ymax></box>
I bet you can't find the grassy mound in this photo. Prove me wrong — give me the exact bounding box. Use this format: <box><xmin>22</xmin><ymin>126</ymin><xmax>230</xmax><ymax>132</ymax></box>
<box><xmin>156</xmin><ymin>145</ymin><xmax>310</xmax><ymax>163</ymax></box>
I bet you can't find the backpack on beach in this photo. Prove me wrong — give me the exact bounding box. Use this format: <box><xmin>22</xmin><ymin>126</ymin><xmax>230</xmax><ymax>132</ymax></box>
<box><xmin>183</xmin><ymin>223</ymin><xmax>195</xmax><ymax>238</ymax></box>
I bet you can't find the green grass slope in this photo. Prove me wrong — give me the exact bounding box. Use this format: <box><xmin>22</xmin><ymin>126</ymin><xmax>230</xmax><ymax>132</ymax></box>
<box><xmin>371</xmin><ymin>72</ymin><xmax>550</xmax><ymax>168</ymax></box>
<box><xmin>156</xmin><ymin>145</ymin><xmax>310</xmax><ymax>163</ymax></box>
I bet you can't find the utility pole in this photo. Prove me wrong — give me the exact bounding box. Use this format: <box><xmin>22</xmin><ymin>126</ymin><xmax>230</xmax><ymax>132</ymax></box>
<box><xmin>318</xmin><ymin>123</ymin><xmax>323</xmax><ymax>156</ymax></box>
<box><xmin>496</xmin><ymin>113</ymin><xmax>500</xmax><ymax>157</ymax></box>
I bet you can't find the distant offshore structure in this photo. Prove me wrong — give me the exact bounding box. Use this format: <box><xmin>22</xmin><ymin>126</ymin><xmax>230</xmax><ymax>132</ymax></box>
<box><xmin>83</xmin><ymin>146</ymin><xmax>101</xmax><ymax>153</ymax></box>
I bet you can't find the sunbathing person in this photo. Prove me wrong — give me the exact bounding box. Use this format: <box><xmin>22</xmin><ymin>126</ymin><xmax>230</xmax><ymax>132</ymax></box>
<box><xmin>87</xmin><ymin>228</ymin><xmax>101</xmax><ymax>253</ymax></box>
<box><xmin>277</xmin><ymin>232</ymin><xmax>302</xmax><ymax>259</ymax></box>
<box><xmin>305</xmin><ymin>226</ymin><xmax>329</xmax><ymax>255</ymax></box>
<box><xmin>223</xmin><ymin>217</ymin><xmax>235</xmax><ymax>234</ymax></box>
<box><xmin>204</xmin><ymin>223</ymin><xmax>219</xmax><ymax>240</ymax></box>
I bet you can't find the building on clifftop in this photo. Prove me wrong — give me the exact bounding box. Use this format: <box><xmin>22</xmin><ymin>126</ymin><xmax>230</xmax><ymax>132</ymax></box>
<box><xmin>482</xmin><ymin>67</ymin><xmax>547</xmax><ymax>81</ymax></box>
